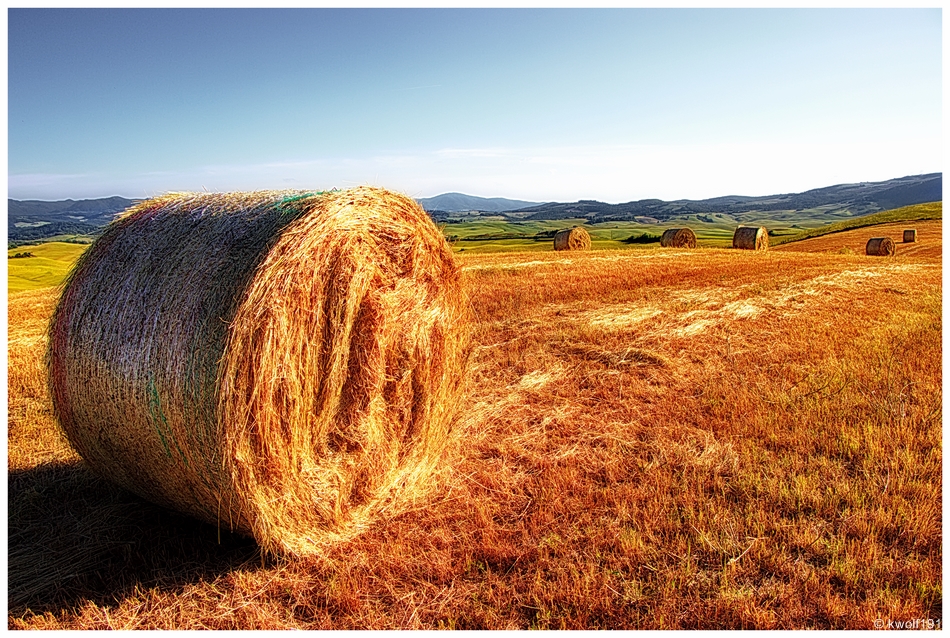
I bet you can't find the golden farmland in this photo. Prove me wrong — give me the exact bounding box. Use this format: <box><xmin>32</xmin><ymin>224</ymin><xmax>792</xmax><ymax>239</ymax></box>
<box><xmin>8</xmin><ymin>219</ymin><xmax>942</xmax><ymax>629</ymax></box>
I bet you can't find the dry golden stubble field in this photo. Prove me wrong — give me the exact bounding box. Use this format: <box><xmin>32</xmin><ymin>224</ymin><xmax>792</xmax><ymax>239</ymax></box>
<box><xmin>8</xmin><ymin>221</ymin><xmax>942</xmax><ymax>629</ymax></box>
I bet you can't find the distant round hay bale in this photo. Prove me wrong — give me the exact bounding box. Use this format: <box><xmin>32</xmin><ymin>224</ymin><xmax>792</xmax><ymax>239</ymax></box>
<box><xmin>553</xmin><ymin>226</ymin><xmax>591</xmax><ymax>251</ymax></box>
<box><xmin>48</xmin><ymin>187</ymin><xmax>470</xmax><ymax>557</ymax></box>
<box><xmin>659</xmin><ymin>228</ymin><xmax>697</xmax><ymax>248</ymax></box>
<box><xmin>903</xmin><ymin>229</ymin><xmax>917</xmax><ymax>243</ymax></box>
<box><xmin>866</xmin><ymin>236</ymin><xmax>896</xmax><ymax>256</ymax></box>
<box><xmin>732</xmin><ymin>226</ymin><xmax>769</xmax><ymax>251</ymax></box>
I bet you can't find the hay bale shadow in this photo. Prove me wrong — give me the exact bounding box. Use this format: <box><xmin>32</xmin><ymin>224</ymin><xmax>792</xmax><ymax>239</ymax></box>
<box><xmin>8</xmin><ymin>461</ymin><xmax>262</xmax><ymax>617</ymax></box>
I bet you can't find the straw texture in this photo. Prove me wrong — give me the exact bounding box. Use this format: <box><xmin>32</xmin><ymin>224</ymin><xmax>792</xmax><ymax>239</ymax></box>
<box><xmin>553</xmin><ymin>226</ymin><xmax>591</xmax><ymax>251</ymax></box>
<box><xmin>48</xmin><ymin>187</ymin><xmax>470</xmax><ymax>557</ymax></box>
<box><xmin>733</xmin><ymin>226</ymin><xmax>769</xmax><ymax>251</ymax></box>
<box><xmin>903</xmin><ymin>229</ymin><xmax>917</xmax><ymax>243</ymax></box>
<box><xmin>866</xmin><ymin>237</ymin><xmax>896</xmax><ymax>256</ymax></box>
<box><xmin>660</xmin><ymin>228</ymin><xmax>697</xmax><ymax>248</ymax></box>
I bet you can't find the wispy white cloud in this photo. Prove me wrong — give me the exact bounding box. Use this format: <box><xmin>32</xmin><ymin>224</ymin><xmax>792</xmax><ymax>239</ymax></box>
<box><xmin>413</xmin><ymin>140</ymin><xmax>940</xmax><ymax>202</ymax></box>
<box><xmin>8</xmin><ymin>139</ymin><xmax>940</xmax><ymax>203</ymax></box>
<box><xmin>435</xmin><ymin>147</ymin><xmax>516</xmax><ymax>159</ymax></box>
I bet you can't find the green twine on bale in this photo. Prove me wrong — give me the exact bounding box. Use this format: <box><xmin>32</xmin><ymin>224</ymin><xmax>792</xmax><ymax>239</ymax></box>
<box><xmin>279</xmin><ymin>188</ymin><xmax>340</xmax><ymax>204</ymax></box>
<box><xmin>276</xmin><ymin>191</ymin><xmax>328</xmax><ymax>210</ymax></box>
<box><xmin>147</xmin><ymin>374</ymin><xmax>187</xmax><ymax>465</ymax></box>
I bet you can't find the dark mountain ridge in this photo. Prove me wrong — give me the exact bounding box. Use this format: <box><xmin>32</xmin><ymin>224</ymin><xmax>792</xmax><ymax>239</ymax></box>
<box><xmin>8</xmin><ymin>196</ymin><xmax>140</xmax><ymax>241</ymax></box>
<box><xmin>10</xmin><ymin>196</ymin><xmax>137</xmax><ymax>219</ymax></box>
<box><xmin>416</xmin><ymin>192</ymin><xmax>542</xmax><ymax>213</ymax></box>
<box><xmin>511</xmin><ymin>173</ymin><xmax>941</xmax><ymax>222</ymax></box>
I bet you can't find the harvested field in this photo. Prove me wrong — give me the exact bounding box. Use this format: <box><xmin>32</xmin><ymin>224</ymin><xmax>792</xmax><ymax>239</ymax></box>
<box><xmin>8</xmin><ymin>220</ymin><xmax>942</xmax><ymax>629</ymax></box>
<box><xmin>774</xmin><ymin>219</ymin><xmax>941</xmax><ymax>260</ymax></box>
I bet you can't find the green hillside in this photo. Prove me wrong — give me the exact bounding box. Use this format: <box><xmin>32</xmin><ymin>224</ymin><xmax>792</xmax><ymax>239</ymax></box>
<box><xmin>8</xmin><ymin>241</ymin><xmax>88</xmax><ymax>292</ymax></box>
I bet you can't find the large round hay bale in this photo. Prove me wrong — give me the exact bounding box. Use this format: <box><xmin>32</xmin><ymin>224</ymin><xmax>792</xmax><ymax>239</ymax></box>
<box><xmin>659</xmin><ymin>228</ymin><xmax>697</xmax><ymax>248</ymax></box>
<box><xmin>48</xmin><ymin>187</ymin><xmax>470</xmax><ymax>557</ymax></box>
<box><xmin>732</xmin><ymin>226</ymin><xmax>769</xmax><ymax>251</ymax></box>
<box><xmin>553</xmin><ymin>226</ymin><xmax>591</xmax><ymax>251</ymax></box>
<box><xmin>903</xmin><ymin>229</ymin><xmax>917</xmax><ymax>243</ymax></box>
<box><xmin>866</xmin><ymin>236</ymin><xmax>896</xmax><ymax>256</ymax></box>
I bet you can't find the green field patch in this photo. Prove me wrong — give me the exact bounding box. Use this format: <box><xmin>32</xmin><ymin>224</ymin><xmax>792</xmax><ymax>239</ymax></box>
<box><xmin>8</xmin><ymin>241</ymin><xmax>89</xmax><ymax>291</ymax></box>
<box><xmin>442</xmin><ymin>201</ymin><xmax>942</xmax><ymax>253</ymax></box>
<box><xmin>445</xmin><ymin>218</ymin><xmax>746</xmax><ymax>252</ymax></box>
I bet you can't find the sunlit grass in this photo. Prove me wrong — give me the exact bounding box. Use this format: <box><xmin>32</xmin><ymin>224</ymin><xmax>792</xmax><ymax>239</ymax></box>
<box><xmin>7</xmin><ymin>242</ymin><xmax>88</xmax><ymax>291</ymax></box>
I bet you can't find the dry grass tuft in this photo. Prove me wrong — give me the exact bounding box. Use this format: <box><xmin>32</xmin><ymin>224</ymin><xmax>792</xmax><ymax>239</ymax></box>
<box><xmin>733</xmin><ymin>226</ymin><xmax>769</xmax><ymax>251</ymax></box>
<box><xmin>866</xmin><ymin>237</ymin><xmax>896</xmax><ymax>256</ymax></box>
<box><xmin>553</xmin><ymin>227</ymin><xmax>591</xmax><ymax>251</ymax></box>
<box><xmin>46</xmin><ymin>187</ymin><xmax>471</xmax><ymax>557</ymax></box>
<box><xmin>559</xmin><ymin>343</ymin><xmax>670</xmax><ymax>368</ymax></box>
<box><xmin>660</xmin><ymin>228</ymin><xmax>697</xmax><ymax>248</ymax></box>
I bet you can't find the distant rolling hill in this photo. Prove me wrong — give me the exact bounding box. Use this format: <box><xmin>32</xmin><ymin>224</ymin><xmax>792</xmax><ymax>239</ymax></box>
<box><xmin>510</xmin><ymin>173</ymin><xmax>942</xmax><ymax>223</ymax></box>
<box><xmin>8</xmin><ymin>196</ymin><xmax>138</xmax><ymax>243</ymax></box>
<box><xmin>416</xmin><ymin>192</ymin><xmax>542</xmax><ymax>214</ymax></box>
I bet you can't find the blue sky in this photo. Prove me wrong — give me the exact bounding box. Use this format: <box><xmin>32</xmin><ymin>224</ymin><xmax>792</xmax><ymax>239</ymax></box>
<box><xmin>7</xmin><ymin>8</ymin><xmax>942</xmax><ymax>203</ymax></box>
